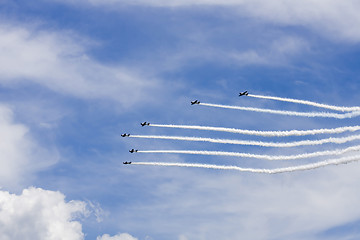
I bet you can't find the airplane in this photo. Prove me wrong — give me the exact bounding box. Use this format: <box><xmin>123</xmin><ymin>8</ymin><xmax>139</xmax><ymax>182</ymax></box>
<box><xmin>141</xmin><ymin>122</ymin><xmax>150</xmax><ymax>126</ymax></box>
<box><xmin>123</xmin><ymin>161</ymin><xmax>132</xmax><ymax>164</ymax></box>
<box><xmin>191</xmin><ymin>100</ymin><xmax>200</xmax><ymax>105</ymax></box>
<box><xmin>121</xmin><ymin>133</ymin><xmax>130</xmax><ymax>137</ymax></box>
<box><xmin>129</xmin><ymin>149</ymin><xmax>138</xmax><ymax>153</ymax></box>
<box><xmin>239</xmin><ymin>91</ymin><xmax>248</xmax><ymax>96</ymax></box>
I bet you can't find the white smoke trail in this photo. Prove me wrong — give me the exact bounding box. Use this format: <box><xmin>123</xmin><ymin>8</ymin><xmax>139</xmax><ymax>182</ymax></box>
<box><xmin>129</xmin><ymin>134</ymin><xmax>360</xmax><ymax>148</ymax></box>
<box><xmin>247</xmin><ymin>93</ymin><xmax>360</xmax><ymax>112</ymax></box>
<box><xmin>137</xmin><ymin>145</ymin><xmax>360</xmax><ymax>161</ymax></box>
<box><xmin>130</xmin><ymin>154</ymin><xmax>360</xmax><ymax>173</ymax></box>
<box><xmin>149</xmin><ymin>124</ymin><xmax>360</xmax><ymax>137</ymax></box>
<box><xmin>199</xmin><ymin>102</ymin><xmax>360</xmax><ymax>119</ymax></box>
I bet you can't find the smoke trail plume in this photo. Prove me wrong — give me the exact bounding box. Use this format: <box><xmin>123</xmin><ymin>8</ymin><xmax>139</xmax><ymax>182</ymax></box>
<box><xmin>137</xmin><ymin>145</ymin><xmax>360</xmax><ymax>160</ymax></box>
<box><xmin>199</xmin><ymin>102</ymin><xmax>360</xmax><ymax>119</ymax></box>
<box><xmin>131</xmin><ymin>154</ymin><xmax>360</xmax><ymax>173</ymax></box>
<box><xmin>247</xmin><ymin>94</ymin><xmax>360</xmax><ymax>112</ymax></box>
<box><xmin>149</xmin><ymin>124</ymin><xmax>360</xmax><ymax>137</ymax></box>
<box><xmin>129</xmin><ymin>134</ymin><xmax>360</xmax><ymax>148</ymax></box>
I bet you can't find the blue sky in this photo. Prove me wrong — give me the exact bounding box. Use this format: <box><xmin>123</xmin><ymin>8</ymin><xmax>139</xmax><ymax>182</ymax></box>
<box><xmin>1</xmin><ymin>1</ymin><xmax>360</xmax><ymax>239</ymax></box>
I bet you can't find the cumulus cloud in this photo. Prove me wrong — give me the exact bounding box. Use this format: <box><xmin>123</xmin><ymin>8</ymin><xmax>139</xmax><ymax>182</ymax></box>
<box><xmin>54</xmin><ymin>0</ymin><xmax>360</xmax><ymax>42</ymax></box>
<box><xmin>0</xmin><ymin>104</ymin><xmax>58</xmax><ymax>189</ymax></box>
<box><xmin>0</xmin><ymin>23</ymin><xmax>159</xmax><ymax>107</ymax></box>
<box><xmin>97</xmin><ymin>233</ymin><xmax>138</xmax><ymax>240</ymax></box>
<box><xmin>0</xmin><ymin>187</ymin><xmax>87</xmax><ymax>240</ymax></box>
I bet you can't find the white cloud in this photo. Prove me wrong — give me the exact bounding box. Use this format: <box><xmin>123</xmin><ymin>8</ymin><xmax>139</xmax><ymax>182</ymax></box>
<box><xmin>0</xmin><ymin>23</ymin><xmax>160</xmax><ymax>107</ymax></box>
<box><xmin>227</xmin><ymin>36</ymin><xmax>309</xmax><ymax>66</ymax></box>
<box><xmin>97</xmin><ymin>233</ymin><xmax>138</xmax><ymax>240</ymax></box>
<box><xmin>156</xmin><ymin>35</ymin><xmax>309</xmax><ymax>70</ymax></box>
<box><xmin>54</xmin><ymin>0</ymin><xmax>360</xmax><ymax>42</ymax></box>
<box><xmin>114</xmin><ymin>161</ymin><xmax>360</xmax><ymax>240</ymax></box>
<box><xmin>0</xmin><ymin>4</ymin><xmax>313</xmax><ymax>89</ymax></box>
<box><xmin>240</xmin><ymin>0</ymin><xmax>360</xmax><ymax>42</ymax></box>
<box><xmin>0</xmin><ymin>104</ymin><xmax>58</xmax><ymax>189</ymax></box>
<box><xmin>178</xmin><ymin>235</ymin><xmax>188</xmax><ymax>240</ymax></box>
<box><xmin>0</xmin><ymin>187</ymin><xmax>87</xmax><ymax>240</ymax></box>
<box><xmin>87</xmin><ymin>201</ymin><xmax>108</xmax><ymax>223</ymax></box>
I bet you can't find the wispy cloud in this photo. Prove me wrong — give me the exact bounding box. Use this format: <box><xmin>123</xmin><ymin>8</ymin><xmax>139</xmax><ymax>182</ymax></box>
<box><xmin>0</xmin><ymin>104</ymin><xmax>58</xmax><ymax>189</ymax></box>
<box><xmin>0</xmin><ymin>22</ymin><xmax>160</xmax><ymax>107</ymax></box>
<box><xmin>145</xmin><ymin>35</ymin><xmax>310</xmax><ymax>72</ymax></box>
<box><xmin>227</xmin><ymin>36</ymin><xmax>310</xmax><ymax>66</ymax></box>
<box><xmin>115</xmin><ymin>162</ymin><xmax>360</xmax><ymax>239</ymax></box>
<box><xmin>53</xmin><ymin>0</ymin><xmax>360</xmax><ymax>43</ymax></box>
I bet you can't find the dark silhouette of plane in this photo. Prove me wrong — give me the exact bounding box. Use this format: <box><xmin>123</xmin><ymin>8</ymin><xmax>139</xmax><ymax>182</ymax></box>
<box><xmin>239</xmin><ymin>91</ymin><xmax>248</xmax><ymax>96</ymax></box>
<box><xmin>121</xmin><ymin>133</ymin><xmax>130</xmax><ymax>137</ymax></box>
<box><xmin>123</xmin><ymin>161</ymin><xmax>132</xmax><ymax>164</ymax></box>
<box><xmin>141</xmin><ymin>122</ymin><xmax>150</xmax><ymax>126</ymax></box>
<box><xmin>191</xmin><ymin>100</ymin><xmax>200</xmax><ymax>105</ymax></box>
<box><xmin>129</xmin><ymin>149</ymin><xmax>138</xmax><ymax>153</ymax></box>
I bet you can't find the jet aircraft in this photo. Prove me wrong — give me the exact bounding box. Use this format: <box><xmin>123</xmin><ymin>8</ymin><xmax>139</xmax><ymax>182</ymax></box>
<box><xmin>121</xmin><ymin>133</ymin><xmax>130</xmax><ymax>137</ymax></box>
<box><xmin>191</xmin><ymin>100</ymin><xmax>200</xmax><ymax>105</ymax></box>
<box><xmin>239</xmin><ymin>91</ymin><xmax>248</xmax><ymax>96</ymax></box>
<box><xmin>141</xmin><ymin>122</ymin><xmax>150</xmax><ymax>126</ymax></box>
<box><xmin>129</xmin><ymin>149</ymin><xmax>138</xmax><ymax>153</ymax></box>
<box><xmin>123</xmin><ymin>161</ymin><xmax>132</xmax><ymax>164</ymax></box>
